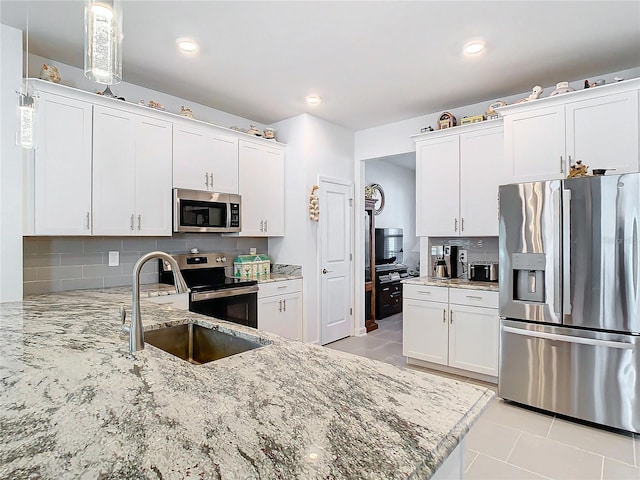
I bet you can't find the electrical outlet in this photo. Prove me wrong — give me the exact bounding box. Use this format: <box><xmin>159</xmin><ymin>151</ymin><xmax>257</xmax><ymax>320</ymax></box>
<box><xmin>108</xmin><ymin>251</ymin><xmax>119</xmax><ymax>267</ymax></box>
<box><xmin>458</xmin><ymin>250</ymin><xmax>467</xmax><ymax>263</ymax></box>
<box><xmin>249</xmin><ymin>247</ymin><xmax>257</xmax><ymax>255</ymax></box>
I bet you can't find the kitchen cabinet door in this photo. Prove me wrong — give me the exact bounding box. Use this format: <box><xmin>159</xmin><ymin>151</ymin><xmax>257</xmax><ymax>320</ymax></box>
<box><xmin>134</xmin><ymin>117</ymin><xmax>173</xmax><ymax>236</ymax></box>
<box><xmin>173</xmin><ymin>124</ymin><xmax>239</xmax><ymax>193</ymax></box>
<box><xmin>33</xmin><ymin>92</ymin><xmax>93</xmax><ymax>235</ymax></box>
<box><xmin>448</xmin><ymin>304</ymin><xmax>499</xmax><ymax>376</ymax></box>
<box><xmin>503</xmin><ymin>105</ymin><xmax>566</xmax><ymax>182</ymax></box>
<box><xmin>93</xmin><ymin>106</ymin><xmax>172</xmax><ymax>236</ymax></box>
<box><xmin>259</xmin><ymin>292</ymin><xmax>302</xmax><ymax>341</ymax></box>
<box><xmin>402</xmin><ymin>298</ymin><xmax>448</xmax><ymax>365</ymax></box>
<box><xmin>238</xmin><ymin>140</ymin><xmax>285</xmax><ymax>236</ymax></box>
<box><xmin>416</xmin><ymin>136</ymin><xmax>460</xmax><ymax>236</ymax></box>
<box><xmin>566</xmin><ymin>90</ymin><xmax>639</xmax><ymax>174</ymax></box>
<box><xmin>459</xmin><ymin>126</ymin><xmax>503</xmax><ymax>236</ymax></box>
<box><xmin>92</xmin><ymin>106</ymin><xmax>136</xmax><ymax>235</ymax></box>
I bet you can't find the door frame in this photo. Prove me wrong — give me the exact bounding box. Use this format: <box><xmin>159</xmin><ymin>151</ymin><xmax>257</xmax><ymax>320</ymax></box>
<box><xmin>317</xmin><ymin>175</ymin><xmax>355</xmax><ymax>342</ymax></box>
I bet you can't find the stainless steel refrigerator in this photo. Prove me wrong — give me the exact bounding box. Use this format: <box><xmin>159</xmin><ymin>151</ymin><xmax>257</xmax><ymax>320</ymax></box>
<box><xmin>498</xmin><ymin>172</ymin><xmax>640</xmax><ymax>433</ymax></box>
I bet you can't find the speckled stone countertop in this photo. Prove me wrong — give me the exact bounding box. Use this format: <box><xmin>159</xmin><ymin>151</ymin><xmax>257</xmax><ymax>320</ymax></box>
<box><xmin>1</xmin><ymin>287</ymin><xmax>493</xmax><ymax>479</ymax></box>
<box><xmin>257</xmin><ymin>273</ymin><xmax>303</xmax><ymax>284</ymax></box>
<box><xmin>403</xmin><ymin>276</ymin><xmax>499</xmax><ymax>292</ymax></box>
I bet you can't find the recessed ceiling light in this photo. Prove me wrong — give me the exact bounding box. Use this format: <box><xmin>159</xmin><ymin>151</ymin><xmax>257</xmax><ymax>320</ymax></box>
<box><xmin>463</xmin><ymin>40</ymin><xmax>485</xmax><ymax>55</ymax></box>
<box><xmin>177</xmin><ymin>38</ymin><xmax>199</xmax><ymax>53</ymax></box>
<box><xmin>306</xmin><ymin>95</ymin><xmax>322</xmax><ymax>105</ymax></box>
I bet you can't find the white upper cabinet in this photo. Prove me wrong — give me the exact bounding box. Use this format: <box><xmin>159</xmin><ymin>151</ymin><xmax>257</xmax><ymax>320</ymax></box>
<box><xmin>32</xmin><ymin>91</ymin><xmax>93</xmax><ymax>235</ymax></box>
<box><xmin>500</xmin><ymin>79</ymin><xmax>640</xmax><ymax>183</ymax></box>
<box><xmin>92</xmin><ymin>105</ymin><xmax>172</xmax><ymax>236</ymax></box>
<box><xmin>415</xmin><ymin>122</ymin><xmax>503</xmax><ymax>237</ymax></box>
<box><xmin>459</xmin><ymin>126</ymin><xmax>504</xmax><ymax>236</ymax></box>
<box><xmin>173</xmin><ymin>123</ymin><xmax>239</xmax><ymax>193</ymax></box>
<box><xmin>238</xmin><ymin>140</ymin><xmax>285</xmax><ymax>236</ymax></box>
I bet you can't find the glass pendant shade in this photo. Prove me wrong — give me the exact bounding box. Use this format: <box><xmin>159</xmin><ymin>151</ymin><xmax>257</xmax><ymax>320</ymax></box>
<box><xmin>17</xmin><ymin>92</ymin><xmax>36</xmax><ymax>149</ymax></box>
<box><xmin>84</xmin><ymin>0</ymin><xmax>122</xmax><ymax>84</ymax></box>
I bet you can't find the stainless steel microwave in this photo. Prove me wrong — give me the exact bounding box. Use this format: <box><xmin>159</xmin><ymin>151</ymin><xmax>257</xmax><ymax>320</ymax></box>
<box><xmin>173</xmin><ymin>189</ymin><xmax>241</xmax><ymax>233</ymax></box>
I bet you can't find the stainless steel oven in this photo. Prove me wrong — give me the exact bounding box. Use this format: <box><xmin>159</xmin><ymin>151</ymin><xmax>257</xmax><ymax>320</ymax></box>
<box><xmin>159</xmin><ymin>253</ymin><xmax>258</xmax><ymax>328</ymax></box>
<box><xmin>173</xmin><ymin>189</ymin><xmax>241</xmax><ymax>233</ymax></box>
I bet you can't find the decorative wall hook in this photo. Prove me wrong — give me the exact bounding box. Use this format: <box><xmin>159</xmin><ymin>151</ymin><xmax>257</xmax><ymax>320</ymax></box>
<box><xmin>309</xmin><ymin>185</ymin><xmax>319</xmax><ymax>222</ymax></box>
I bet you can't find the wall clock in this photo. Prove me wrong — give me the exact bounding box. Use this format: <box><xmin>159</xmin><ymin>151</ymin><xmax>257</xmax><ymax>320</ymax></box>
<box><xmin>366</xmin><ymin>183</ymin><xmax>385</xmax><ymax>215</ymax></box>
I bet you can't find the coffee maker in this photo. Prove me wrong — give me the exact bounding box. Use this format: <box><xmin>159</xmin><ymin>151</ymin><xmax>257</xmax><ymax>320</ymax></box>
<box><xmin>431</xmin><ymin>245</ymin><xmax>459</xmax><ymax>279</ymax></box>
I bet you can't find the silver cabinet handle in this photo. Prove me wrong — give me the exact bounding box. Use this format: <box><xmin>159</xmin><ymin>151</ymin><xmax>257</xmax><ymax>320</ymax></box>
<box><xmin>442</xmin><ymin>308</ymin><xmax>446</xmax><ymax>323</ymax></box>
<box><xmin>278</xmin><ymin>300</ymin><xmax>282</xmax><ymax>312</ymax></box>
<box><xmin>130</xmin><ymin>214</ymin><xmax>134</xmax><ymax>231</ymax></box>
<box><xmin>205</xmin><ymin>172</ymin><xmax>209</xmax><ymax>188</ymax></box>
<box><xmin>264</xmin><ymin>219</ymin><xmax>268</xmax><ymax>232</ymax></box>
<box><xmin>260</xmin><ymin>220</ymin><xmax>264</xmax><ymax>232</ymax></box>
<box><xmin>454</xmin><ymin>218</ymin><xmax>458</xmax><ymax>232</ymax></box>
<box><xmin>560</xmin><ymin>155</ymin><xmax>564</xmax><ymax>173</ymax></box>
<box><xmin>450</xmin><ymin>310</ymin><xmax>453</xmax><ymax>324</ymax></box>
<box><xmin>461</xmin><ymin>217</ymin><xmax>465</xmax><ymax>232</ymax></box>
<box><xmin>418</xmin><ymin>291</ymin><xmax>431</xmax><ymax>295</ymax></box>
<box><xmin>137</xmin><ymin>214</ymin><xmax>141</xmax><ymax>230</ymax></box>
<box><xmin>86</xmin><ymin>212</ymin><xmax>90</xmax><ymax>230</ymax></box>
<box><xmin>283</xmin><ymin>299</ymin><xmax>286</xmax><ymax>312</ymax></box>
<box><xmin>466</xmin><ymin>295</ymin><xmax>483</xmax><ymax>300</ymax></box>
<box><xmin>209</xmin><ymin>173</ymin><xmax>214</xmax><ymax>187</ymax></box>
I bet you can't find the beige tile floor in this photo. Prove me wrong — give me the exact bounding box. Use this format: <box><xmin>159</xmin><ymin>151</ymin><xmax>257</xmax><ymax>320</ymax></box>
<box><xmin>325</xmin><ymin>313</ymin><xmax>640</xmax><ymax>480</ymax></box>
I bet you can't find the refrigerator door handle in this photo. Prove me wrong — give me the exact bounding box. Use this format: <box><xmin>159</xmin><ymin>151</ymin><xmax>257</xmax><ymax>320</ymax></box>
<box><xmin>562</xmin><ymin>189</ymin><xmax>572</xmax><ymax>316</ymax></box>
<box><xmin>552</xmin><ymin>188</ymin><xmax>562</xmax><ymax>317</ymax></box>
<box><xmin>502</xmin><ymin>326</ymin><xmax>634</xmax><ymax>350</ymax></box>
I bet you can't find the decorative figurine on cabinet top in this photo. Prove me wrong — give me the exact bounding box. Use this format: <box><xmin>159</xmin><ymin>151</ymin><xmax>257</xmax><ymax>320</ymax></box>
<box><xmin>438</xmin><ymin>112</ymin><xmax>456</xmax><ymax>130</ymax></box>
<box><xmin>460</xmin><ymin>114</ymin><xmax>484</xmax><ymax>125</ymax></box>
<box><xmin>486</xmin><ymin>100</ymin><xmax>507</xmax><ymax>120</ymax></box>
<box><xmin>263</xmin><ymin>128</ymin><xmax>276</xmax><ymax>140</ymax></box>
<box><xmin>420</xmin><ymin>126</ymin><xmax>434</xmax><ymax>133</ymax></box>
<box><xmin>179</xmin><ymin>106</ymin><xmax>193</xmax><ymax>118</ymax></box>
<box><xmin>515</xmin><ymin>85</ymin><xmax>543</xmax><ymax>104</ymax></box>
<box><xmin>584</xmin><ymin>79</ymin><xmax>605</xmax><ymax>89</ymax></box>
<box><xmin>549</xmin><ymin>81</ymin><xmax>575</xmax><ymax>96</ymax></box>
<box><xmin>247</xmin><ymin>124</ymin><xmax>262</xmax><ymax>136</ymax></box>
<box><xmin>567</xmin><ymin>159</ymin><xmax>589</xmax><ymax>178</ymax></box>
<box><xmin>39</xmin><ymin>64</ymin><xmax>61</xmax><ymax>83</ymax></box>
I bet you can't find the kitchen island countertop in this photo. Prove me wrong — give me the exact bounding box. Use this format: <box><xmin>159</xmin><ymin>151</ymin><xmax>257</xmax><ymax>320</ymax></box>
<box><xmin>403</xmin><ymin>276</ymin><xmax>499</xmax><ymax>292</ymax></box>
<box><xmin>1</xmin><ymin>287</ymin><xmax>493</xmax><ymax>479</ymax></box>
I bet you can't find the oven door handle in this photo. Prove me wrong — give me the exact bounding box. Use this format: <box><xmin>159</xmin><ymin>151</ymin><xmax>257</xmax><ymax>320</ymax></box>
<box><xmin>192</xmin><ymin>286</ymin><xmax>258</xmax><ymax>301</ymax></box>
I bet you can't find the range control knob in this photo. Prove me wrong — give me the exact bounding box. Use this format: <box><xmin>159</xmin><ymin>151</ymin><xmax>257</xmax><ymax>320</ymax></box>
<box><xmin>221</xmin><ymin>256</ymin><xmax>227</xmax><ymax>263</ymax></box>
<box><xmin>215</xmin><ymin>257</ymin><xmax>222</xmax><ymax>263</ymax></box>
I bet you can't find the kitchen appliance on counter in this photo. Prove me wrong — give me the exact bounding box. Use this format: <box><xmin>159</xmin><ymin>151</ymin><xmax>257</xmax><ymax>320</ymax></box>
<box><xmin>159</xmin><ymin>253</ymin><xmax>258</xmax><ymax>328</ymax></box>
<box><xmin>499</xmin><ymin>173</ymin><xmax>640</xmax><ymax>433</ymax></box>
<box><xmin>173</xmin><ymin>188</ymin><xmax>241</xmax><ymax>233</ymax></box>
<box><xmin>431</xmin><ymin>245</ymin><xmax>458</xmax><ymax>279</ymax></box>
<box><xmin>469</xmin><ymin>262</ymin><xmax>498</xmax><ymax>282</ymax></box>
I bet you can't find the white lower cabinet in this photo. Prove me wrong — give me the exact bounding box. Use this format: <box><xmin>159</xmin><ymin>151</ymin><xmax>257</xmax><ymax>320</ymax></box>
<box><xmin>257</xmin><ymin>279</ymin><xmax>302</xmax><ymax>340</ymax></box>
<box><xmin>403</xmin><ymin>284</ymin><xmax>499</xmax><ymax>379</ymax></box>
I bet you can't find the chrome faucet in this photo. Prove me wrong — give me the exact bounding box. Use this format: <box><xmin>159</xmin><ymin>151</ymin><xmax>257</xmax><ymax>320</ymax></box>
<box><xmin>129</xmin><ymin>251</ymin><xmax>189</xmax><ymax>354</ymax></box>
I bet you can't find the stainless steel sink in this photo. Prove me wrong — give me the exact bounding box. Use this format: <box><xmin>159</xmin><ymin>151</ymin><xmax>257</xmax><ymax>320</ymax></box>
<box><xmin>145</xmin><ymin>323</ymin><xmax>263</xmax><ymax>365</ymax></box>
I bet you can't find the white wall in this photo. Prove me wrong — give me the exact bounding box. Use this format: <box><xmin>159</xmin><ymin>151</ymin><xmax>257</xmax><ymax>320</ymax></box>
<box><xmin>269</xmin><ymin>113</ymin><xmax>354</xmax><ymax>344</ymax></box>
<box><xmin>354</xmin><ymin>67</ymin><xmax>640</xmax><ymax>161</ymax></box>
<box><xmin>364</xmin><ymin>158</ymin><xmax>418</xmax><ymax>271</ymax></box>
<box><xmin>0</xmin><ymin>24</ymin><xmax>24</xmax><ymax>302</ymax></box>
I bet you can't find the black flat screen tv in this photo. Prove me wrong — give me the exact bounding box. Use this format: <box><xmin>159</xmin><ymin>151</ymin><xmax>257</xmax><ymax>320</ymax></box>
<box><xmin>375</xmin><ymin>228</ymin><xmax>403</xmax><ymax>265</ymax></box>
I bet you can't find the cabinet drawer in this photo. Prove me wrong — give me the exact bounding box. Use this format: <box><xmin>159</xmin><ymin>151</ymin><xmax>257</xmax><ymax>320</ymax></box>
<box><xmin>258</xmin><ymin>279</ymin><xmax>302</xmax><ymax>299</ymax></box>
<box><xmin>449</xmin><ymin>288</ymin><xmax>498</xmax><ymax>308</ymax></box>
<box><xmin>403</xmin><ymin>284</ymin><xmax>448</xmax><ymax>303</ymax></box>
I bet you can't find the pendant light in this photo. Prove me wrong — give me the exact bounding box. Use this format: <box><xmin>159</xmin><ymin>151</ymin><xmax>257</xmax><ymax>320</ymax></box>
<box><xmin>16</xmin><ymin>11</ymin><xmax>36</xmax><ymax>149</ymax></box>
<box><xmin>84</xmin><ymin>0</ymin><xmax>122</xmax><ymax>84</ymax></box>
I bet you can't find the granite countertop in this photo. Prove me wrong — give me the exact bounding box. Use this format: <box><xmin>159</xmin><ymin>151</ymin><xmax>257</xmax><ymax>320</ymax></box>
<box><xmin>403</xmin><ymin>276</ymin><xmax>499</xmax><ymax>292</ymax></box>
<box><xmin>1</xmin><ymin>287</ymin><xmax>493</xmax><ymax>479</ymax></box>
<box><xmin>257</xmin><ymin>272</ymin><xmax>303</xmax><ymax>284</ymax></box>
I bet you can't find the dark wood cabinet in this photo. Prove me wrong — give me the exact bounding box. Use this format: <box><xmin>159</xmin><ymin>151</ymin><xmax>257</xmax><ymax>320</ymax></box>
<box><xmin>364</xmin><ymin>198</ymin><xmax>378</xmax><ymax>332</ymax></box>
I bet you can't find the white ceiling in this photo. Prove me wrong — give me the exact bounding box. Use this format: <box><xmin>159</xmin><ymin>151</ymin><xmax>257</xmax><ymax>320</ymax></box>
<box><xmin>1</xmin><ymin>1</ymin><xmax>639</xmax><ymax>131</ymax></box>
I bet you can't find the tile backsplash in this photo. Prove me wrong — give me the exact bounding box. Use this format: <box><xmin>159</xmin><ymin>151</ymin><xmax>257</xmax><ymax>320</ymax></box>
<box><xmin>427</xmin><ymin>237</ymin><xmax>498</xmax><ymax>279</ymax></box>
<box><xmin>23</xmin><ymin>235</ymin><xmax>268</xmax><ymax>295</ymax></box>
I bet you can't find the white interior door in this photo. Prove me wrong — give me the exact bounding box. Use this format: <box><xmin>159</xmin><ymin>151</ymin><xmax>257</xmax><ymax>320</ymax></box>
<box><xmin>320</xmin><ymin>178</ymin><xmax>353</xmax><ymax>345</ymax></box>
